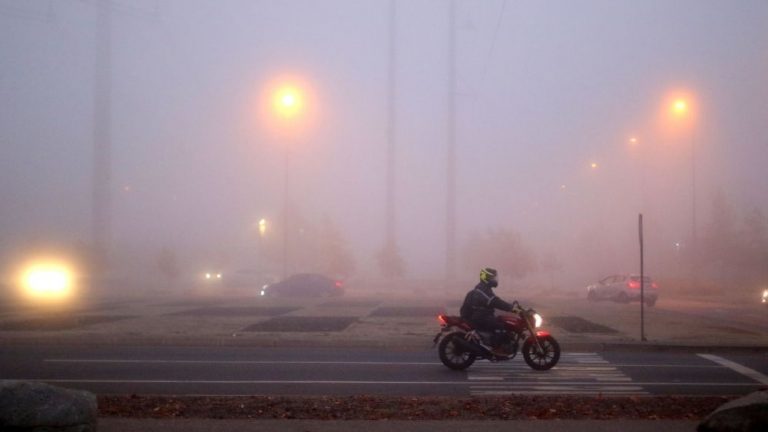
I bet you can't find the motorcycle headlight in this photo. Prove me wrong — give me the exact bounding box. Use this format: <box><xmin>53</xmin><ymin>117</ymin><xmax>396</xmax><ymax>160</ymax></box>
<box><xmin>533</xmin><ymin>313</ymin><xmax>543</xmax><ymax>328</ymax></box>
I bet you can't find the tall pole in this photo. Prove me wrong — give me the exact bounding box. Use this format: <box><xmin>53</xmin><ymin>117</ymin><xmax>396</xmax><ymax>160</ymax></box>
<box><xmin>92</xmin><ymin>0</ymin><xmax>112</xmax><ymax>291</ymax></box>
<box><xmin>691</xmin><ymin>131</ymin><xmax>697</xmax><ymax>254</ymax></box>
<box><xmin>282</xmin><ymin>146</ymin><xmax>291</xmax><ymax>279</ymax></box>
<box><xmin>384</xmin><ymin>0</ymin><xmax>397</xmax><ymax>275</ymax></box>
<box><xmin>690</xmin><ymin>129</ymin><xmax>697</xmax><ymax>287</ymax></box>
<box><xmin>445</xmin><ymin>0</ymin><xmax>457</xmax><ymax>283</ymax></box>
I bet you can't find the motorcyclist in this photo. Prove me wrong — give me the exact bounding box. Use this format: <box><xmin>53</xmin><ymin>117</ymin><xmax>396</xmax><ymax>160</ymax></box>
<box><xmin>460</xmin><ymin>267</ymin><xmax>519</xmax><ymax>355</ymax></box>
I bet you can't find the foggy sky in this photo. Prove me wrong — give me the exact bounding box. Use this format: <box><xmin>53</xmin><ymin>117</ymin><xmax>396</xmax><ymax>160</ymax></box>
<box><xmin>1</xmin><ymin>0</ymin><xmax>767</xmax><ymax>283</ymax></box>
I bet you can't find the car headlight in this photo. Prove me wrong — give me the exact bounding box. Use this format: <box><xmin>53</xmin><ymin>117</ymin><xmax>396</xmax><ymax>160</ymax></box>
<box><xmin>533</xmin><ymin>313</ymin><xmax>543</xmax><ymax>328</ymax></box>
<box><xmin>18</xmin><ymin>260</ymin><xmax>75</xmax><ymax>303</ymax></box>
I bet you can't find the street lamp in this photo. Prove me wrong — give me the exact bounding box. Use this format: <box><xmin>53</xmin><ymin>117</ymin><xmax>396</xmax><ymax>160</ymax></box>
<box><xmin>273</xmin><ymin>86</ymin><xmax>303</xmax><ymax>120</ymax></box>
<box><xmin>668</xmin><ymin>96</ymin><xmax>697</xmax><ymax>257</ymax></box>
<box><xmin>258</xmin><ymin>218</ymin><xmax>268</xmax><ymax>238</ymax></box>
<box><xmin>267</xmin><ymin>80</ymin><xmax>307</xmax><ymax>279</ymax></box>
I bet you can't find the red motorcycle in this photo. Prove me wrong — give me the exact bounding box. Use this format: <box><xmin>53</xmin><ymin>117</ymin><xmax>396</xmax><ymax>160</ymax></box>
<box><xmin>433</xmin><ymin>302</ymin><xmax>560</xmax><ymax>371</ymax></box>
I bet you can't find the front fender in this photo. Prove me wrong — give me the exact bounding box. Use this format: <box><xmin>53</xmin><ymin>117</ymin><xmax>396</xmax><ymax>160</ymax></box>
<box><xmin>526</xmin><ymin>330</ymin><xmax>550</xmax><ymax>343</ymax></box>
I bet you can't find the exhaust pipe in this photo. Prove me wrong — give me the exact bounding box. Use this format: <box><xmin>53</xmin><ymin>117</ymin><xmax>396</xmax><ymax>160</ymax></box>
<box><xmin>451</xmin><ymin>335</ymin><xmax>490</xmax><ymax>356</ymax></box>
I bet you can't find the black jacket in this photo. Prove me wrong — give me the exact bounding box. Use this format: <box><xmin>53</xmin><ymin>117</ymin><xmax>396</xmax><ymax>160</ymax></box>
<box><xmin>460</xmin><ymin>282</ymin><xmax>515</xmax><ymax>322</ymax></box>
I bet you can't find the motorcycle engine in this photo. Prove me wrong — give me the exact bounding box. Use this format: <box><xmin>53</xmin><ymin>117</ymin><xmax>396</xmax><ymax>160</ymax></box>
<box><xmin>499</xmin><ymin>340</ymin><xmax>519</xmax><ymax>359</ymax></box>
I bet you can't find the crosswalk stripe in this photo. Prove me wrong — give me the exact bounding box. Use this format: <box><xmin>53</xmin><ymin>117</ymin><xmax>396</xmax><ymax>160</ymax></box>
<box><xmin>467</xmin><ymin>352</ymin><xmax>647</xmax><ymax>395</ymax></box>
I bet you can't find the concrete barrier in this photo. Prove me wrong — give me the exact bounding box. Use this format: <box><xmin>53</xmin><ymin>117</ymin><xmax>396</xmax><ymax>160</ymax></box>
<box><xmin>0</xmin><ymin>380</ymin><xmax>97</xmax><ymax>431</ymax></box>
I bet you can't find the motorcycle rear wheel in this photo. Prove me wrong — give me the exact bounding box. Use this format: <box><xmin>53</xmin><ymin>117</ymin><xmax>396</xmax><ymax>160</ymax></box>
<box><xmin>522</xmin><ymin>335</ymin><xmax>560</xmax><ymax>371</ymax></box>
<box><xmin>438</xmin><ymin>332</ymin><xmax>476</xmax><ymax>370</ymax></box>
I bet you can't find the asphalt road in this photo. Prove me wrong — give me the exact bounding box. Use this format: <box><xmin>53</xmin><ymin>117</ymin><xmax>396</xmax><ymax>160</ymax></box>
<box><xmin>2</xmin><ymin>344</ymin><xmax>766</xmax><ymax>397</ymax></box>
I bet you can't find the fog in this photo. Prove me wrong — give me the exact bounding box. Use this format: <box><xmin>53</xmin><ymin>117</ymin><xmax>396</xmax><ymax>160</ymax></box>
<box><xmin>1</xmin><ymin>0</ymin><xmax>767</xmax><ymax>298</ymax></box>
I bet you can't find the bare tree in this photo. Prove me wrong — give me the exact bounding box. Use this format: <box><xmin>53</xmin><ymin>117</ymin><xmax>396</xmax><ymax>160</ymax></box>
<box><xmin>376</xmin><ymin>240</ymin><xmax>405</xmax><ymax>279</ymax></box>
<box><xmin>462</xmin><ymin>228</ymin><xmax>537</xmax><ymax>280</ymax></box>
<box><xmin>156</xmin><ymin>246</ymin><xmax>180</xmax><ymax>289</ymax></box>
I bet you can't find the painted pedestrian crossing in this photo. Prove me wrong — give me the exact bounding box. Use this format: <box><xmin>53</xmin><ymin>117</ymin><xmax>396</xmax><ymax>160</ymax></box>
<box><xmin>468</xmin><ymin>352</ymin><xmax>648</xmax><ymax>395</ymax></box>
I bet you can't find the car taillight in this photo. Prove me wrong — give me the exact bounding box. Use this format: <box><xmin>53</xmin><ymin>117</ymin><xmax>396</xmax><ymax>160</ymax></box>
<box><xmin>628</xmin><ymin>280</ymin><xmax>641</xmax><ymax>289</ymax></box>
<box><xmin>652</xmin><ymin>282</ymin><xmax>658</xmax><ymax>289</ymax></box>
<box><xmin>335</xmin><ymin>280</ymin><xmax>343</xmax><ymax>288</ymax></box>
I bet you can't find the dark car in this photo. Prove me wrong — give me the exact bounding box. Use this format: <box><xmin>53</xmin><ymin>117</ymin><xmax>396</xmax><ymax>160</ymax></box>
<box><xmin>260</xmin><ymin>273</ymin><xmax>344</xmax><ymax>298</ymax></box>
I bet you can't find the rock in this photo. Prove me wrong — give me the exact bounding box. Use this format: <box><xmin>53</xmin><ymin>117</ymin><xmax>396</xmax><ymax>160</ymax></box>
<box><xmin>0</xmin><ymin>380</ymin><xmax>97</xmax><ymax>431</ymax></box>
<box><xmin>698</xmin><ymin>390</ymin><xmax>768</xmax><ymax>432</ymax></box>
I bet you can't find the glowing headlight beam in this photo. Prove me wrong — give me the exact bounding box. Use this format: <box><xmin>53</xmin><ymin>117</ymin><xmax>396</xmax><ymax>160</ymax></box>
<box><xmin>533</xmin><ymin>313</ymin><xmax>543</xmax><ymax>328</ymax></box>
<box><xmin>20</xmin><ymin>261</ymin><xmax>74</xmax><ymax>301</ymax></box>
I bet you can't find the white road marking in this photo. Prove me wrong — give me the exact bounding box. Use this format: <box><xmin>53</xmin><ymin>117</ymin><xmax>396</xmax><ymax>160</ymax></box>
<box><xmin>472</xmin><ymin>381</ymin><xmax>762</xmax><ymax>387</ymax></box>
<box><xmin>467</xmin><ymin>352</ymin><xmax>648</xmax><ymax>395</ymax></box>
<box><xmin>44</xmin><ymin>359</ymin><xmax>441</xmax><ymax>366</ymax></box>
<box><xmin>43</xmin><ymin>359</ymin><xmax>724</xmax><ymax>369</ymax></box>
<box><xmin>14</xmin><ymin>379</ymin><xmax>474</xmax><ymax>385</ymax></box>
<box><xmin>698</xmin><ymin>353</ymin><xmax>768</xmax><ymax>385</ymax></box>
<box><xmin>11</xmin><ymin>379</ymin><xmax>762</xmax><ymax>388</ymax></box>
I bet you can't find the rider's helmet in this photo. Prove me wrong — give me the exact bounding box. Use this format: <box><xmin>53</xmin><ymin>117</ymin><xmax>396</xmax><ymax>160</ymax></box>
<box><xmin>479</xmin><ymin>267</ymin><xmax>498</xmax><ymax>285</ymax></box>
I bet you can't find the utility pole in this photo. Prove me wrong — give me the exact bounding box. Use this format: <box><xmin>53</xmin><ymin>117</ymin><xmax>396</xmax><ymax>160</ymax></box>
<box><xmin>445</xmin><ymin>0</ymin><xmax>457</xmax><ymax>283</ymax></box>
<box><xmin>384</xmin><ymin>0</ymin><xmax>398</xmax><ymax>276</ymax></box>
<box><xmin>92</xmin><ymin>0</ymin><xmax>112</xmax><ymax>292</ymax></box>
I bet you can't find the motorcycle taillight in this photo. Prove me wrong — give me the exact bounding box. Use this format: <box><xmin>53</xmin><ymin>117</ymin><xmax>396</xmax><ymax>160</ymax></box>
<box><xmin>437</xmin><ymin>314</ymin><xmax>447</xmax><ymax>326</ymax></box>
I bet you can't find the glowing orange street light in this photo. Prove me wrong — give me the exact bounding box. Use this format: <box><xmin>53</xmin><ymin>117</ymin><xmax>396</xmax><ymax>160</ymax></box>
<box><xmin>258</xmin><ymin>218</ymin><xmax>268</xmax><ymax>238</ymax></box>
<box><xmin>672</xmin><ymin>99</ymin><xmax>688</xmax><ymax>116</ymax></box>
<box><xmin>590</xmin><ymin>162</ymin><xmax>599</xmax><ymax>169</ymax></box>
<box><xmin>272</xmin><ymin>86</ymin><xmax>303</xmax><ymax>119</ymax></box>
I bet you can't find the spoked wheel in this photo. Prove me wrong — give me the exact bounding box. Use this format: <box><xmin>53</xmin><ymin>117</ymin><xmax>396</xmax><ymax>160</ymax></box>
<box><xmin>522</xmin><ymin>335</ymin><xmax>560</xmax><ymax>371</ymax></box>
<box><xmin>438</xmin><ymin>332</ymin><xmax>476</xmax><ymax>370</ymax></box>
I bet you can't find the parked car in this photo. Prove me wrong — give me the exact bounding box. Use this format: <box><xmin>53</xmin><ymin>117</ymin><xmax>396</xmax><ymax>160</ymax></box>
<box><xmin>260</xmin><ymin>273</ymin><xmax>344</xmax><ymax>298</ymax></box>
<box><xmin>587</xmin><ymin>274</ymin><xmax>658</xmax><ymax>306</ymax></box>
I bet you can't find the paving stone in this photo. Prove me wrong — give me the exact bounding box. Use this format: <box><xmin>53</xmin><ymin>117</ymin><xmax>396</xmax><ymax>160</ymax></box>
<box><xmin>0</xmin><ymin>315</ymin><xmax>135</xmax><ymax>331</ymax></box>
<box><xmin>369</xmin><ymin>307</ymin><xmax>446</xmax><ymax>317</ymax></box>
<box><xmin>548</xmin><ymin>316</ymin><xmax>619</xmax><ymax>334</ymax></box>
<box><xmin>169</xmin><ymin>306</ymin><xmax>300</xmax><ymax>317</ymax></box>
<box><xmin>241</xmin><ymin>316</ymin><xmax>358</xmax><ymax>332</ymax></box>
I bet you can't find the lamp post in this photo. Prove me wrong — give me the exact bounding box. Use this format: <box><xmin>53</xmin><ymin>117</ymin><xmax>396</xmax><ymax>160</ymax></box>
<box><xmin>669</xmin><ymin>98</ymin><xmax>696</xmax><ymax>260</ymax></box>
<box><xmin>271</xmin><ymin>84</ymin><xmax>304</xmax><ymax>279</ymax></box>
<box><xmin>258</xmin><ymin>218</ymin><xmax>268</xmax><ymax>238</ymax></box>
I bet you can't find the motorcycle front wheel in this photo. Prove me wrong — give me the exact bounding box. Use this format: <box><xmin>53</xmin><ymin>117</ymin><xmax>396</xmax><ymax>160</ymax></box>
<box><xmin>522</xmin><ymin>335</ymin><xmax>560</xmax><ymax>371</ymax></box>
<box><xmin>438</xmin><ymin>332</ymin><xmax>476</xmax><ymax>370</ymax></box>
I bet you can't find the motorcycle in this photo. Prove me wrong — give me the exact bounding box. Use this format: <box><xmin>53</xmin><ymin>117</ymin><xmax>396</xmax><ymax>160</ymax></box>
<box><xmin>432</xmin><ymin>301</ymin><xmax>560</xmax><ymax>371</ymax></box>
